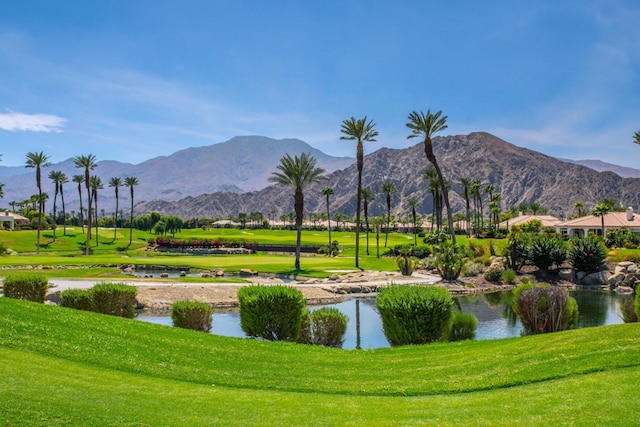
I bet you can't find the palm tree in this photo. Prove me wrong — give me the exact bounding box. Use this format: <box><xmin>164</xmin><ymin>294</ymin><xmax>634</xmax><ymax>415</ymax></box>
<box><xmin>109</xmin><ymin>177</ymin><xmax>123</xmax><ymax>241</ymax></box>
<box><xmin>72</xmin><ymin>174</ymin><xmax>85</xmax><ymax>233</ymax></box>
<box><xmin>47</xmin><ymin>170</ymin><xmax>66</xmax><ymax>241</ymax></box>
<box><xmin>591</xmin><ymin>202</ymin><xmax>612</xmax><ymax>236</ymax></box>
<box><xmin>74</xmin><ymin>154</ymin><xmax>98</xmax><ymax>255</ymax></box>
<box><xmin>484</xmin><ymin>184</ymin><xmax>495</xmax><ymax>228</ymax></box>
<box><xmin>361</xmin><ymin>187</ymin><xmax>375</xmax><ymax>255</ymax></box>
<box><xmin>380</xmin><ymin>181</ymin><xmax>396</xmax><ymax>247</ymax></box>
<box><xmin>406</xmin><ymin>109</ymin><xmax>455</xmax><ymax>245</ymax></box>
<box><xmin>471</xmin><ymin>180</ymin><xmax>483</xmax><ymax>234</ymax></box>
<box><xmin>634</xmin><ymin>130</ymin><xmax>640</xmax><ymax>146</ymax></box>
<box><xmin>371</xmin><ymin>216</ymin><xmax>385</xmax><ymax>258</ymax></box>
<box><xmin>321</xmin><ymin>186</ymin><xmax>334</xmax><ymax>256</ymax></box>
<box><xmin>89</xmin><ymin>175</ymin><xmax>103</xmax><ymax>246</ymax></box>
<box><xmin>407</xmin><ymin>196</ymin><xmax>420</xmax><ymax>246</ymax></box>
<box><xmin>269</xmin><ymin>153</ymin><xmax>325</xmax><ymax>270</ymax></box>
<box><xmin>58</xmin><ymin>172</ymin><xmax>69</xmax><ymax>236</ymax></box>
<box><xmin>340</xmin><ymin>116</ymin><xmax>378</xmax><ymax>268</ymax></box>
<box><xmin>25</xmin><ymin>151</ymin><xmax>51</xmax><ymax>253</ymax></box>
<box><xmin>125</xmin><ymin>176</ymin><xmax>139</xmax><ymax>246</ymax></box>
<box><xmin>460</xmin><ymin>177</ymin><xmax>472</xmax><ymax>237</ymax></box>
<box><xmin>423</xmin><ymin>168</ymin><xmax>440</xmax><ymax>230</ymax></box>
<box><xmin>574</xmin><ymin>201</ymin><xmax>585</xmax><ymax>218</ymax></box>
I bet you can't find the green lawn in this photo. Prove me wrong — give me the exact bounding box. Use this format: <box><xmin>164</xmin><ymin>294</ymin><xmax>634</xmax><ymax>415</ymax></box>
<box><xmin>1</xmin><ymin>298</ymin><xmax>639</xmax><ymax>425</ymax></box>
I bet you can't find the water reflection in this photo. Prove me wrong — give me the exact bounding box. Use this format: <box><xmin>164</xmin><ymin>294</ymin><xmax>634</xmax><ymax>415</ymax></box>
<box><xmin>136</xmin><ymin>290</ymin><xmax>626</xmax><ymax>349</ymax></box>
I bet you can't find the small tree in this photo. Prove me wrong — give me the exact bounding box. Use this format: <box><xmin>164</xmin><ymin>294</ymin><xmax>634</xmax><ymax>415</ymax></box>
<box><xmin>513</xmin><ymin>283</ymin><xmax>578</xmax><ymax>334</ymax></box>
<box><xmin>434</xmin><ymin>241</ymin><xmax>463</xmax><ymax>281</ymax></box>
<box><xmin>298</xmin><ymin>307</ymin><xmax>348</xmax><ymax>347</ymax></box>
<box><xmin>172</xmin><ymin>301</ymin><xmax>214</xmax><ymax>332</ymax></box>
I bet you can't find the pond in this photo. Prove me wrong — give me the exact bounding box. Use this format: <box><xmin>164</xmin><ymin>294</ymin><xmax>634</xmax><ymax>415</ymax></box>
<box><xmin>136</xmin><ymin>290</ymin><xmax>631</xmax><ymax>349</ymax></box>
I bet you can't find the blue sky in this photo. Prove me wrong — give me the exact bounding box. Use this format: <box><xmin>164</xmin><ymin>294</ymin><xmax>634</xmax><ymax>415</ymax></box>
<box><xmin>0</xmin><ymin>1</ymin><xmax>638</xmax><ymax>168</ymax></box>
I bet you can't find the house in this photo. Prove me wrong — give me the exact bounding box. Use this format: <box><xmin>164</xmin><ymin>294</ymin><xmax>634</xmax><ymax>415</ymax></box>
<box><xmin>498</xmin><ymin>214</ymin><xmax>562</xmax><ymax>231</ymax></box>
<box><xmin>556</xmin><ymin>207</ymin><xmax>640</xmax><ymax>237</ymax></box>
<box><xmin>0</xmin><ymin>211</ymin><xmax>30</xmax><ymax>230</ymax></box>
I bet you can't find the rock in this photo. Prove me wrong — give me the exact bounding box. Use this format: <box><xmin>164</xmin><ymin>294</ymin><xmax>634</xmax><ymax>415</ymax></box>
<box><xmin>627</xmin><ymin>263</ymin><xmax>639</xmax><ymax>274</ymax></box>
<box><xmin>160</xmin><ymin>273</ymin><xmax>169</xmax><ymax>278</ymax></box>
<box><xmin>558</xmin><ymin>268</ymin><xmax>576</xmax><ymax>282</ymax></box>
<box><xmin>576</xmin><ymin>271</ymin><xmax>587</xmax><ymax>282</ymax></box>
<box><xmin>214</xmin><ymin>269</ymin><xmax>225</xmax><ymax>277</ymax></box>
<box><xmin>614</xmin><ymin>265</ymin><xmax>628</xmax><ymax>275</ymax></box>
<box><xmin>328</xmin><ymin>274</ymin><xmax>339</xmax><ymax>281</ymax></box>
<box><xmin>623</xmin><ymin>273</ymin><xmax>640</xmax><ymax>286</ymax></box>
<box><xmin>597</xmin><ymin>263</ymin><xmax>610</xmax><ymax>272</ymax></box>
<box><xmin>607</xmin><ymin>272</ymin><xmax>625</xmax><ymax>286</ymax></box>
<box><xmin>201</xmin><ymin>273</ymin><xmax>212</xmax><ymax>278</ymax></box>
<box><xmin>239</xmin><ymin>268</ymin><xmax>257</xmax><ymax>276</ymax></box>
<box><xmin>614</xmin><ymin>286</ymin><xmax>634</xmax><ymax>294</ymax></box>
<box><xmin>179</xmin><ymin>271</ymin><xmax>187</xmax><ymax>277</ymax></box>
<box><xmin>581</xmin><ymin>270</ymin><xmax>611</xmax><ymax>286</ymax></box>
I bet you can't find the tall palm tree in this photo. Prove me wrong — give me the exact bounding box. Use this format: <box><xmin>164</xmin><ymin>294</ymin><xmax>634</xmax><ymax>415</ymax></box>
<box><xmin>574</xmin><ymin>201</ymin><xmax>585</xmax><ymax>218</ymax></box>
<box><xmin>361</xmin><ymin>187</ymin><xmax>375</xmax><ymax>255</ymax></box>
<box><xmin>125</xmin><ymin>176</ymin><xmax>139</xmax><ymax>246</ymax></box>
<box><xmin>321</xmin><ymin>186</ymin><xmax>334</xmax><ymax>256</ymax></box>
<box><xmin>484</xmin><ymin>184</ymin><xmax>495</xmax><ymax>228</ymax></box>
<box><xmin>406</xmin><ymin>109</ymin><xmax>455</xmax><ymax>245</ymax></box>
<box><xmin>74</xmin><ymin>154</ymin><xmax>97</xmax><ymax>255</ymax></box>
<box><xmin>340</xmin><ymin>116</ymin><xmax>378</xmax><ymax>269</ymax></box>
<box><xmin>109</xmin><ymin>177</ymin><xmax>123</xmax><ymax>241</ymax></box>
<box><xmin>47</xmin><ymin>170</ymin><xmax>66</xmax><ymax>242</ymax></box>
<box><xmin>471</xmin><ymin>180</ymin><xmax>483</xmax><ymax>234</ymax></box>
<box><xmin>591</xmin><ymin>202</ymin><xmax>612</xmax><ymax>236</ymax></box>
<box><xmin>634</xmin><ymin>130</ymin><xmax>640</xmax><ymax>146</ymax></box>
<box><xmin>72</xmin><ymin>174</ymin><xmax>85</xmax><ymax>233</ymax></box>
<box><xmin>58</xmin><ymin>172</ymin><xmax>69</xmax><ymax>236</ymax></box>
<box><xmin>380</xmin><ymin>181</ymin><xmax>396</xmax><ymax>247</ymax></box>
<box><xmin>25</xmin><ymin>151</ymin><xmax>51</xmax><ymax>253</ymax></box>
<box><xmin>269</xmin><ymin>152</ymin><xmax>325</xmax><ymax>270</ymax></box>
<box><xmin>423</xmin><ymin>168</ymin><xmax>440</xmax><ymax>230</ymax></box>
<box><xmin>460</xmin><ymin>177</ymin><xmax>472</xmax><ymax>237</ymax></box>
<box><xmin>407</xmin><ymin>196</ymin><xmax>420</xmax><ymax>246</ymax></box>
<box><xmin>89</xmin><ymin>175</ymin><xmax>103</xmax><ymax>246</ymax></box>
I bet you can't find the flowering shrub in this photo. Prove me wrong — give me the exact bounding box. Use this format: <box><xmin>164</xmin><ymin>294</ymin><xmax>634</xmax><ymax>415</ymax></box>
<box><xmin>568</xmin><ymin>235</ymin><xmax>607</xmax><ymax>273</ymax></box>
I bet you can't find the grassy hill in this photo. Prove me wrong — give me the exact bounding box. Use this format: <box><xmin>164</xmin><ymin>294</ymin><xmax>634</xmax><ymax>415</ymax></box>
<box><xmin>1</xmin><ymin>298</ymin><xmax>639</xmax><ymax>425</ymax></box>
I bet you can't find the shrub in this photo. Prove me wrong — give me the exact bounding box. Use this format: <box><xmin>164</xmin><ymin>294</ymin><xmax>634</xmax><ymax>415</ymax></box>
<box><xmin>376</xmin><ymin>285</ymin><xmax>453</xmax><ymax>346</ymax></box>
<box><xmin>513</xmin><ymin>284</ymin><xmax>579</xmax><ymax>334</ymax></box>
<box><xmin>502</xmin><ymin>268</ymin><xmax>517</xmax><ymax>284</ymax></box>
<box><xmin>621</xmin><ymin>297</ymin><xmax>638</xmax><ymax>323</ymax></box>
<box><xmin>423</xmin><ymin>230</ymin><xmax>450</xmax><ymax>245</ymax></box>
<box><xmin>434</xmin><ymin>241</ymin><xmax>463</xmax><ymax>281</ymax></box>
<box><xmin>171</xmin><ymin>300</ymin><xmax>214</xmax><ymax>332</ymax></box>
<box><xmin>462</xmin><ymin>261</ymin><xmax>485</xmax><ymax>277</ymax></box>
<box><xmin>395</xmin><ymin>247</ymin><xmax>418</xmax><ymax>276</ymax></box>
<box><xmin>448</xmin><ymin>311</ymin><xmax>478</xmax><ymax>341</ymax></box>
<box><xmin>466</xmin><ymin>241</ymin><xmax>485</xmax><ymax>258</ymax></box>
<box><xmin>2</xmin><ymin>274</ymin><xmax>48</xmax><ymax>303</ymax></box>
<box><xmin>568</xmin><ymin>235</ymin><xmax>607</xmax><ymax>273</ymax></box>
<box><xmin>91</xmin><ymin>283</ymin><xmax>138</xmax><ymax>318</ymax></box>
<box><xmin>60</xmin><ymin>289</ymin><xmax>94</xmax><ymax>311</ymax></box>
<box><xmin>298</xmin><ymin>307</ymin><xmax>348</xmax><ymax>347</ymax></box>
<box><xmin>526</xmin><ymin>235</ymin><xmax>567</xmax><ymax>271</ymax></box>
<box><xmin>635</xmin><ymin>291</ymin><xmax>640</xmax><ymax>321</ymax></box>
<box><xmin>484</xmin><ymin>267</ymin><xmax>503</xmax><ymax>283</ymax></box>
<box><xmin>388</xmin><ymin>244</ymin><xmax>431</xmax><ymax>259</ymax></box>
<box><xmin>238</xmin><ymin>285</ymin><xmax>305</xmax><ymax>341</ymax></box>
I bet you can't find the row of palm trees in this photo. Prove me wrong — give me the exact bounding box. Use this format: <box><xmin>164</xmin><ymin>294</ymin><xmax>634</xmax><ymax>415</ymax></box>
<box><xmin>23</xmin><ymin>151</ymin><xmax>139</xmax><ymax>254</ymax></box>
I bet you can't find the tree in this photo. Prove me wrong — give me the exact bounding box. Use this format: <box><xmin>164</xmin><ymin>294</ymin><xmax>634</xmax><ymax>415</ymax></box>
<box><xmin>460</xmin><ymin>177</ymin><xmax>472</xmax><ymax>237</ymax></box>
<box><xmin>340</xmin><ymin>116</ymin><xmax>378</xmax><ymax>268</ymax></box>
<box><xmin>574</xmin><ymin>201</ymin><xmax>585</xmax><ymax>218</ymax></box>
<box><xmin>125</xmin><ymin>176</ymin><xmax>139</xmax><ymax>246</ymax></box>
<box><xmin>74</xmin><ymin>154</ymin><xmax>98</xmax><ymax>255</ymax></box>
<box><xmin>484</xmin><ymin>184</ymin><xmax>495</xmax><ymax>228</ymax></box>
<box><xmin>634</xmin><ymin>130</ymin><xmax>640</xmax><ymax>146</ymax></box>
<box><xmin>592</xmin><ymin>202</ymin><xmax>612</xmax><ymax>236</ymax></box>
<box><xmin>406</xmin><ymin>109</ymin><xmax>455</xmax><ymax>245</ymax></box>
<box><xmin>423</xmin><ymin>168</ymin><xmax>441</xmax><ymax>230</ymax></box>
<box><xmin>109</xmin><ymin>177</ymin><xmax>123</xmax><ymax>240</ymax></box>
<box><xmin>471</xmin><ymin>180</ymin><xmax>483</xmax><ymax>234</ymax></box>
<box><xmin>269</xmin><ymin>152</ymin><xmax>325</xmax><ymax>270</ymax></box>
<box><xmin>89</xmin><ymin>175</ymin><xmax>103</xmax><ymax>246</ymax></box>
<box><xmin>58</xmin><ymin>172</ymin><xmax>69</xmax><ymax>236</ymax></box>
<box><xmin>47</xmin><ymin>170</ymin><xmax>66</xmax><ymax>241</ymax></box>
<box><xmin>381</xmin><ymin>181</ymin><xmax>397</xmax><ymax>247</ymax></box>
<box><xmin>407</xmin><ymin>196</ymin><xmax>420</xmax><ymax>246</ymax></box>
<box><xmin>361</xmin><ymin>187</ymin><xmax>375</xmax><ymax>255</ymax></box>
<box><xmin>72</xmin><ymin>174</ymin><xmax>85</xmax><ymax>233</ymax></box>
<box><xmin>321</xmin><ymin>186</ymin><xmax>334</xmax><ymax>256</ymax></box>
<box><xmin>25</xmin><ymin>151</ymin><xmax>51</xmax><ymax>253</ymax></box>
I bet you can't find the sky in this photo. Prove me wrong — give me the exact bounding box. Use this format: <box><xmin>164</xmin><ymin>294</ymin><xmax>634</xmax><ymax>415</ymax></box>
<box><xmin>0</xmin><ymin>1</ymin><xmax>638</xmax><ymax>168</ymax></box>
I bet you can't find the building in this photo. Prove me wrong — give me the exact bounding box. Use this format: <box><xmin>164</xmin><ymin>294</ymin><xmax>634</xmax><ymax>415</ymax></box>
<box><xmin>556</xmin><ymin>208</ymin><xmax>640</xmax><ymax>237</ymax></box>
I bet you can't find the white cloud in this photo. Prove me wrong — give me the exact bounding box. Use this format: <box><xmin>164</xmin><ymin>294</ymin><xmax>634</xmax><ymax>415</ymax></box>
<box><xmin>0</xmin><ymin>110</ymin><xmax>67</xmax><ymax>133</ymax></box>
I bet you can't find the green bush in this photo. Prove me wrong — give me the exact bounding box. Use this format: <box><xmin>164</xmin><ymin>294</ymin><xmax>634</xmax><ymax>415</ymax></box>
<box><xmin>621</xmin><ymin>297</ymin><xmax>638</xmax><ymax>323</ymax></box>
<box><xmin>376</xmin><ymin>285</ymin><xmax>453</xmax><ymax>346</ymax></box>
<box><xmin>462</xmin><ymin>261</ymin><xmax>485</xmax><ymax>277</ymax></box>
<box><xmin>171</xmin><ymin>300</ymin><xmax>214</xmax><ymax>332</ymax></box>
<box><xmin>434</xmin><ymin>241</ymin><xmax>463</xmax><ymax>281</ymax></box>
<box><xmin>448</xmin><ymin>311</ymin><xmax>478</xmax><ymax>341</ymax></box>
<box><xmin>423</xmin><ymin>230</ymin><xmax>449</xmax><ymax>245</ymax></box>
<box><xmin>484</xmin><ymin>267</ymin><xmax>503</xmax><ymax>283</ymax></box>
<box><xmin>501</xmin><ymin>268</ymin><xmax>517</xmax><ymax>284</ymax></box>
<box><xmin>635</xmin><ymin>291</ymin><xmax>640</xmax><ymax>321</ymax></box>
<box><xmin>513</xmin><ymin>283</ymin><xmax>578</xmax><ymax>334</ymax></box>
<box><xmin>298</xmin><ymin>307</ymin><xmax>348</xmax><ymax>347</ymax></box>
<box><xmin>388</xmin><ymin>244</ymin><xmax>431</xmax><ymax>259</ymax></box>
<box><xmin>568</xmin><ymin>235</ymin><xmax>607</xmax><ymax>273</ymax></box>
<box><xmin>91</xmin><ymin>283</ymin><xmax>138</xmax><ymax>318</ymax></box>
<box><xmin>526</xmin><ymin>235</ymin><xmax>567</xmax><ymax>271</ymax></box>
<box><xmin>60</xmin><ymin>289</ymin><xmax>94</xmax><ymax>311</ymax></box>
<box><xmin>238</xmin><ymin>285</ymin><xmax>305</xmax><ymax>341</ymax></box>
<box><xmin>2</xmin><ymin>274</ymin><xmax>48</xmax><ymax>303</ymax></box>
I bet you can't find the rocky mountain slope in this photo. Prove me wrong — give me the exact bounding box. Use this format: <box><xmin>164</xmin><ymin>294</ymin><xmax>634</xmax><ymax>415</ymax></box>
<box><xmin>1</xmin><ymin>136</ymin><xmax>354</xmax><ymax>210</ymax></box>
<box><xmin>559</xmin><ymin>158</ymin><xmax>640</xmax><ymax>179</ymax></box>
<box><xmin>135</xmin><ymin>132</ymin><xmax>640</xmax><ymax>219</ymax></box>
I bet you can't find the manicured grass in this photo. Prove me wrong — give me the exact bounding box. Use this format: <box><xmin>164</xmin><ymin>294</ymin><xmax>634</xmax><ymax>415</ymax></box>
<box><xmin>1</xmin><ymin>298</ymin><xmax>639</xmax><ymax>425</ymax></box>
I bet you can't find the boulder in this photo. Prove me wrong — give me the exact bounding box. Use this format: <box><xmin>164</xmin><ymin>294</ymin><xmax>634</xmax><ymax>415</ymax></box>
<box><xmin>179</xmin><ymin>271</ymin><xmax>187</xmax><ymax>277</ymax></box>
<box><xmin>581</xmin><ymin>270</ymin><xmax>611</xmax><ymax>286</ymax></box>
<box><xmin>576</xmin><ymin>271</ymin><xmax>587</xmax><ymax>282</ymax></box>
<box><xmin>558</xmin><ymin>268</ymin><xmax>576</xmax><ymax>282</ymax></box>
<box><xmin>239</xmin><ymin>268</ymin><xmax>257</xmax><ymax>276</ymax></box>
<box><xmin>623</xmin><ymin>273</ymin><xmax>640</xmax><ymax>287</ymax></box>
<box><xmin>627</xmin><ymin>263</ymin><xmax>639</xmax><ymax>274</ymax></box>
<box><xmin>597</xmin><ymin>263</ymin><xmax>610</xmax><ymax>272</ymax></box>
<box><xmin>214</xmin><ymin>269</ymin><xmax>225</xmax><ymax>277</ymax></box>
<box><xmin>160</xmin><ymin>272</ymin><xmax>169</xmax><ymax>278</ymax></box>
<box><xmin>614</xmin><ymin>286</ymin><xmax>634</xmax><ymax>294</ymax></box>
<box><xmin>607</xmin><ymin>272</ymin><xmax>625</xmax><ymax>286</ymax></box>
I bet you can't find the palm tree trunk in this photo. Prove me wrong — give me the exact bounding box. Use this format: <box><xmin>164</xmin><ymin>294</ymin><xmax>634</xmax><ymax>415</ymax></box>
<box><xmin>423</xmin><ymin>139</ymin><xmax>456</xmax><ymax>246</ymax></box>
<box><xmin>355</xmin><ymin>145</ymin><xmax>363</xmax><ymax>269</ymax></box>
<box><xmin>114</xmin><ymin>189</ymin><xmax>119</xmax><ymax>241</ymax></box>
<box><xmin>52</xmin><ymin>188</ymin><xmax>58</xmax><ymax>242</ymax></box>
<box><xmin>61</xmin><ymin>188</ymin><xmax>67</xmax><ymax>236</ymax></box>
<box><xmin>326</xmin><ymin>195</ymin><xmax>332</xmax><ymax>257</ymax></box>
<box><xmin>384</xmin><ymin>196</ymin><xmax>391</xmax><ymax>248</ymax></box>
<box><xmin>294</xmin><ymin>190</ymin><xmax>303</xmax><ymax>270</ymax></box>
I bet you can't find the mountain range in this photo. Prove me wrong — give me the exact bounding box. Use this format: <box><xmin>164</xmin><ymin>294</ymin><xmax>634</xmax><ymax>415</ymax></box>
<box><xmin>135</xmin><ymin>132</ymin><xmax>640</xmax><ymax>219</ymax></box>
